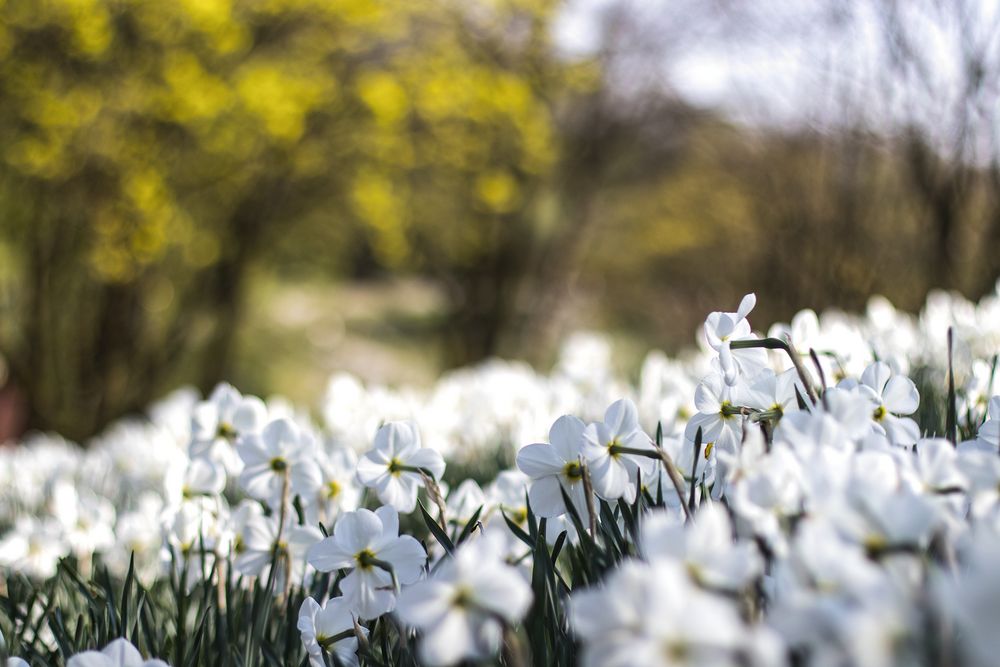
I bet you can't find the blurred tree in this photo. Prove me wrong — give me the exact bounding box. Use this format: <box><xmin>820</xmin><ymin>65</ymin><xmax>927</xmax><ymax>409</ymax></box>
<box><xmin>0</xmin><ymin>0</ymin><xmax>408</xmax><ymax>438</ymax></box>
<box><xmin>0</xmin><ymin>0</ymin><xmax>602</xmax><ymax>439</ymax></box>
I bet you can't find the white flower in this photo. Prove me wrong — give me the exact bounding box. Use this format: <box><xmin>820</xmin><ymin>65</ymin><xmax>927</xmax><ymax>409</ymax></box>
<box><xmin>641</xmin><ymin>504</ymin><xmax>761</xmax><ymax>591</ymax></box>
<box><xmin>0</xmin><ymin>517</ymin><xmax>66</xmax><ymax>579</ymax></box>
<box><xmin>581</xmin><ymin>398</ymin><xmax>657</xmax><ymax>501</ymax></box>
<box><xmin>703</xmin><ymin>293</ymin><xmax>768</xmax><ymax>382</ymax></box>
<box><xmin>683</xmin><ymin>372</ymin><xmax>744</xmax><ymax>458</ymax></box>
<box><xmin>237</xmin><ymin>418</ymin><xmax>322</xmax><ymax>509</ymax></box>
<box><xmin>849</xmin><ymin>361</ymin><xmax>921</xmax><ymax>445</ymax></box>
<box><xmin>445</xmin><ymin>479</ymin><xmax>488</xmax><ymax>528</ymax></box>
<box><xmin>164</xmin><ymin>457</ymin><xmax>225</xmax><ymax>509</ymax></box>
<box><xmin>355</xmin><ymin>422</ymin><xmax>445</xmax><ymax>514</ymax></box>
<box><xmin>66</xmin><ymin>638</ymin><xmax>168</xmax><ymax>667</ymax></box>
<box><xmin>396</xmin><ymin>532</ymin><xmax>532</xmax><ymax>666</ymax></box>
<box><xmin>570</xmin><ymin>558</ymin><xmax>746</xmax><ymax>667</ymax></box>
<box><xmin>190</xmin><ymin>383</ymin><xmax>267</xmax><ymax>474</ymax></box>
<box><xmin>298</xmin><ymin>596</ymin><xmax>366</xmax><ymax>667</ymax></box>
<box><xmin>233</xmin><ymin>511</ymin><xmax>322</xmax><ymax>590</ymax></box>
<box><xmin>306</xmin><ymin>506</ymin><xmax>426</xmax><ymax>619</ymax></box>
<box><xmin>49</xmin><ymin>479</ymin><xmax>116</xmax><ymax>558</ymax></box>
<box><xmin>311</xmin><ymin>447</ymin><xmax>363</xmax><ymax>526</ymax></box>
<box><xmin>515</xmin><ymin>415</ymin><xmax>590</xmax><ymax>518</ymax></box>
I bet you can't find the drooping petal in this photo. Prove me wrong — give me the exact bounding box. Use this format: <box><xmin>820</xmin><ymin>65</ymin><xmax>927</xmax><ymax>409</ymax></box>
<box><xmin>527</xmin><ymin>477</ymin><xmax>567</xmax><ymax>518</ymax></box>
<box><xmin>374</xmin><ymin>475</ymin><xmax>419</xmax><ymax>513</ymax></box>
<box><xmin>416</xmin><ymin>608</ymin><xmax>476</xmax><ymax>667</ymax></box>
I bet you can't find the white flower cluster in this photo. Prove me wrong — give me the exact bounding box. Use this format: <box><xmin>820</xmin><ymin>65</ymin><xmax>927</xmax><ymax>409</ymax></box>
<box><xmin>2</xmin><ymin>283</ymin><xmax>1000</xmax><ymax>666</ymax></box>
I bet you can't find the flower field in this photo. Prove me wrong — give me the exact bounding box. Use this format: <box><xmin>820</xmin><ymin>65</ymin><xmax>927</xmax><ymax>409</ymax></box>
<box><xmin>3</xmin><ymin>287</ymin><xmax>1000</xmax><ymax>666</ymax></box>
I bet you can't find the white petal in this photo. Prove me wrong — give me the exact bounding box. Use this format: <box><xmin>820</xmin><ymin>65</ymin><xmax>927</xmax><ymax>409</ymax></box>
<box><xmin>396</xmin><ymin>580</ymin><xmax>453</xmax><ymax>628</ymax></box>
<box><xmin>882</xmin><ymin>375</ymin><xmax>919</xmax><ymax>415</ymax></box>
<box><xmin>548</xmin><ymin>415</ymin><xmax>585</xmax><ymax>461</ymax></box>
<box><xmin>377</xmin><ymin>535</ymin><xmax>426</xmax><ymax>584</ymax></box>
<box><xmin>515</xmin><ymin>444</ymin><xmax>565</xmax><ymax>479</ymax></box>
<box><xmin>406</xmin><ymin>448</ymin><xmax>446</xmax><ymax>480</ymax></box>
<box><xmin>334</xmin><ymin>509</ymin><xmax>384</xmax><ymax>552</ymax></box>
<box><xmin>527</xmin><ymin>477</ymin><xmax>567</xmax><ymax>518</ymax></box>
<box><xmin>737</xmin><ymin>293</ymin><xmax>756</xmax><ymax>320</ymax></box>
<box><xmin>603</xmin><ymin>398</ymin><xmax>638</xmax><ymax>437</ymax></box>
<box><xmin>306</xmin><ymin>536</ymin><xmax>354</xmax><ymax>572</ymax></box>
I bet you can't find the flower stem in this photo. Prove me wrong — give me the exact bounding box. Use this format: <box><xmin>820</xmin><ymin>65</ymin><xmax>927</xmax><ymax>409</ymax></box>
<box><xmin>612</xmin><ymin>445</ymin><xmax>692</xmax><ymax>522</ymax></box>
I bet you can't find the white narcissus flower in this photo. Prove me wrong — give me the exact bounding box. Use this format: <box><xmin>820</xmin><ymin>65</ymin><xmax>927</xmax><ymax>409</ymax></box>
<box><xmin>850</xmin><ymin>362</ymin><xmax>921</xmax><ymax>445</ymax></box>
<box><xmin>0</xmin><ymin>517</ymin><xmax>67</xmax><ymax>579</ymax></box>
<box><xmin>237</xmin><ymin>418</ymin><xmax>322</xmax><ymax>509</ymax></box>
<box><xmin>232</xmin><ymin>511</ymin><xmax>323</xmax><ymax>590</ymax></box>
<box><xmin>570</xmin><ymin>559</ymin><xmax>746</xmax><ymax>667</ymax></box>
<box><xmin>515</xmin><ymin>415</ymin><xmax>591</xmax><ymax>518</ymax></box>
<box><xmin>683</xmin><ymin>372</ymin><xmax>743</xmax><ymax>458</ymax></box>
<box><xmin>355</xmin><ymin>422</ymin><xmax>445</xmax><ymax>514</ymax></box>
<box><xmin>395</xmin><ymin>532</ymin><xmax>532</xmax><ymax>666</ymax></box>
<box><xmin>311</xmin><ymin>447</ymin><xmax>363</xmax><ymax>525</ymax></box>
<box><xmin>703</xmin><ymin>293</ymin><xmax>768</xmax><ymax>383</ymax></box>
<box><xmin>306</xmin><ymin>506</ymin><xmax>426</xmax><ymax>619</ymax></box>
<box><xmin>641</xmin><ymin>504</ymin><xmax>761</xmax><ymax>592</ymax></box>
<box><xmin>445</xmin><ymin>479</ymin><xmax>488</xmax><ymax>528</ymax></box>
<box><xmin>190</xmin><ymin>382</ymin><xmax>267</xmax><ymax>474</ymax></box>
<box><xmin>164</xmin><ymin>457</ymin><xmax>225</xmax><ymax>510</ymax></box>
<box><xmin>66</xmin><ymin>638</ymin><xmax>169</xmax><ymax>667</ymax></box>
<box><xmin>298</xmin><ymin>596</ymin><xmax>366</xmax><ymax>667</ymax></box>
<box><xmin>581</xmin><ymin>398</ymin><xmax>657</xmax><ymax>502</ymax></box>
<box><xmin>49</xmin><ymin>479</ymin><xmax>116</xmax><ymax>558</ymax></box>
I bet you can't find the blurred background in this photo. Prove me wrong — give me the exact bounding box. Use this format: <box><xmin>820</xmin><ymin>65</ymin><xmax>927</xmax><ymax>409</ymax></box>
<box><xmin>1</xmin><ymin>0</ymin><xmax>999</xmax><ymax>442</ymax></box>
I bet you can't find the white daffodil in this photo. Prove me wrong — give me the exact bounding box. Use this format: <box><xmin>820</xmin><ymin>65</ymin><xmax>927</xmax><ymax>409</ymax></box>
<box><xmin>581</xmin><ymin>398</ymin><xmax>657</xmax><ymax>502</ymax></box>
<box><xmin>515</xmin><ymin>415</ymin><xmax>591</xmax><ymax>518</ymax></box>
<box><xmin>237</xmin><ymin>418</ymin><xmax>322</xmax><ymax>509</ymax></box>
<box><xmin>310</xmin><ymin>447</ymin><xmax>363</xmax><ymax>526</ymax></box>
<box><xmin>49</xmin><ymin>479</ymin><xmax>116</xmax><ymax>559</ymax></box>
<box><xmin>0</xmin><ymin>517</ymin><xmax>66</xmax><ymax>579</ymax></box>
<box><xmin>570</xmin><ymin>558</ymin><xmax>746</xmax><ymax>667</ymax></box>
<box><xmin>306</xmin><ymin>506</ymin><xmax>426</xmax><ymax>619</ymax></box>
<box><xmin>641</xmin><ymin>504</ymin><xmax>761</xmax><ymax>591</ymax></box>
<box><xmin>109</xmin><ymin>493</ymin><xmax>165</xmax><ymax>582</ymax></box>
<box><xmin>684</xmin><ymin>371</ymin><xmax>744</xmax><ymax>458</ymax></box>
<box><xmin>164</xmin><ymin>457</ymin><xmax>225</xmax><ymax>510</ymax></box>
<box><xmin>395</xmin><ymin>532</ymin><xmax>532</xmax><ymax>666</ymax></box>
<box><xmin>66</xmin><ymin>638</ymin><xmax>168</xmax><ymax>667</ymax></box>
<box><xmin>233</xmin><ymin>511</ymin><xmax>322</xmax><ymax>590</ymax></box>
<box><xmin>486</xmin><ymin>469</ymin><xmax>574</xmax><ymax>548</ymax></box>
<box><xmin>703</xmin><ymin>293</ymin><xmax>768</xmax><ymax>382</ymax></box>
<box><xmin>190</xmin><ymin>382</ymin><xmax>267</xmax><ymax>475</ymax></box>
<box><xmin>162</xmin><ymin>495</ymin><xmax>226</xmax><ymax>590</ymax></box>
<box><xmin>445</xmin><ymin>479</ymin><xmax>488</xmax><ymax>528</ymax></box>
<box><xmin>298</xmin><ymin>596</ymin><xmax>366</xmax><ymax>667</ymax></box>
<box><xmin>355</xmin><ymin>422</ymin><xmax>445</xmax><ymax>514</ymax></box>
<box><xmin>846</xmin><ymin>361</ymin><xmax>921</xmax><ymax>446</ymax></box>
